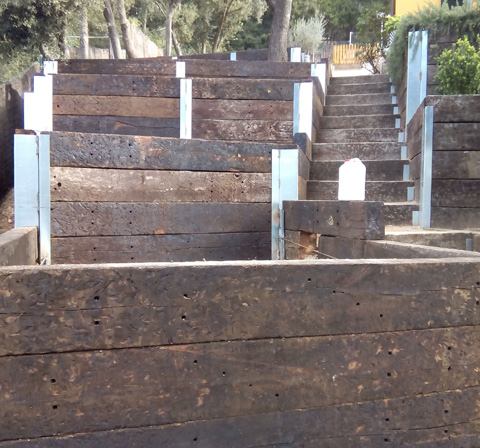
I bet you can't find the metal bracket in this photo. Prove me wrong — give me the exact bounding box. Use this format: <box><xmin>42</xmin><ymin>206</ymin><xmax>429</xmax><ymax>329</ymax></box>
<box><xmin>293</xmin><ymin>82</ymin><xmax>313</xmax><ymax>140</ymax></box>
<box><xmin>180</xmin><ymin>78</ymin><xmax>192</xmax><ymax>139</ymax></box>
<box><xmin>271</xmin><ymin>149</ymin><xmax>301</xmax><ymax>260</ymax></box>
<box><xmin>419</xmin><ymin>106</ymin><xmax>433</xmax><ymax>229</ymax></box>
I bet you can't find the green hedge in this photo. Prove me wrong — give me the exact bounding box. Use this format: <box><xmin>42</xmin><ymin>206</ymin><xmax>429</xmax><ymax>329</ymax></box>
<box><xmin>387</xmin><ymin>3</ymin><xmax>480</xmax><ymax>86</ymax></box>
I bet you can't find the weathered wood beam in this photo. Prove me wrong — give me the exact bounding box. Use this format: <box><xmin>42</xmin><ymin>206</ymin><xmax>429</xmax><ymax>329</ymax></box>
<box><xmin>50</xmin><ymin>132</ymin><xmax>293</xmax><ymax>172</ymax></box>
<box><xmin>284</xmin><ymin>200</ymin><xmax>385</xmax><ymax>240</ymax></box>
<box><xmin>51</xmin><ymin>202</ymin><xmax>271</xmax><ymax>237</ymax></box>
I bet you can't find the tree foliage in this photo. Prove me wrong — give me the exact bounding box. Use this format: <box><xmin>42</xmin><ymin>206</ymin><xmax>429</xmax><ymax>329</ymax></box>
<box><xmin>434</xmin><ymin>36</ymin><xmax>480</xmax><ymax>94</ymax></box>
<box><xmin>387</xmin><ymin>2</ymin><xmax>480</xmax><ymax>86</ymax></box>
<box><xmin>288</xmin><ymin>13</ymin><xmax>326</xmax><ymax>55</ymax></box>
<box><xmin>355</xmin><ymin>1</ymin><xmax>390</xmax><ymax>73</ymax></box>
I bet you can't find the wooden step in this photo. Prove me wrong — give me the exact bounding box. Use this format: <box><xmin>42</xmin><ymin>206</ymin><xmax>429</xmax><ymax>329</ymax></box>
<box><xmin>318</xmin><ymin>114</ymin><xmax>399</xmax><ymax>130</ymax></box>
<box><xmin>330</xmin><ymin>75</ymin><xmax>390</xmax><ymax>85</ymax></box>
<box><xmin>384</xmin><ymin>227</ymin><xmax>478</xmax><ymax>251</ymax></box>
<box><xmin>324</xmin><ymin>104</ymin><xmax>395</xmax><ymax>116</ymax></box>
<box><xmin>327</xmin><ymin>93</ymin><xmax>394</xmax><ymax>106</ymax></box>
<box><xmin>328</xmin><ymin>82</ymin><xmax>392</xmax><ymax>96</ymax></box>
<box><xmin>310</xmin><ymin>160</ymin><xmax>407</xmax><ymax>182</ymax></box>
<box><xmin>384</xmin><ymin>203</ymin><xmax>418</xmax><ymax>226</ymax></box>
<box><xmin>307</xmin><ymin>180</ymin><xmax>414</xmax><ymax>202</ymax></box>
<box><xmin>312</xmin><ymin>142</ymin><xmax>404</xmax><ymax>161</ymax></box>
<box><xmin>316</xmin><ymin>128</ymin><xmax>401</xmax><ymax>143</ymax></box>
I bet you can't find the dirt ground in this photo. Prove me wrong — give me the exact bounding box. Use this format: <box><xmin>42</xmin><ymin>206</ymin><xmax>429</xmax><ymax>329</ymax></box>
<box><xmin>0</xmin><ymin>189</ymin><xmax>14</xmax><ymax>235</ymax></box>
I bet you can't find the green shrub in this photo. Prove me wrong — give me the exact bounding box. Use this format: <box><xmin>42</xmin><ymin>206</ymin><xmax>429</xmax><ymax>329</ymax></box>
<box><xmin>434</xmin><ymin>36</ymin><xmax>480</xmax><ymax>94</ymax></box>
<box><xmin>387</xmin><ymin>2</ymin><xmax>480</xmax><ymax>86</ymax></box>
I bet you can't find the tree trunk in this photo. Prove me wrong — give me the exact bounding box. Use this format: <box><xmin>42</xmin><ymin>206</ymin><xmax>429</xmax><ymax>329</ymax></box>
<box><xmin>79</xmin><ymin>0</ymin><xmax>89</xmax><ymax>59</ymax></box>
<box><xmin>268</xmin><ymin>0</ymin><xmax>292</xmax><ymax>62</ymax></box>
<box><xmin>172</xmin><ymin>28</ymin><xmax>183</xmax><ymax>56</ymax></box>
<box><xmin>104</xmin><ymin>0</ymin><xmax>122</xmax><ymax>59</ymax></box>
<box><xmin>212</xmin><ymin>0</ymin><xmax>233</xmax><ymax>53</ymax></box>
<box><xmin>165</xmin><ymin>1</ymin><xmax>181</xmax><ymax>57</ymax></box>
<box><xmin>165</xmin><ymin>5</ymin><xmax>174</xmax><ymax>56</ymax></box>
<box><xmin>116</xmin><ymin>0</ymin><xmax>137</xmax><ymax>59</ymax></box>
<box><xmin>265</xmin><ymin>0</ymin><xmax>275</xmax><ymax>11</ymax></box>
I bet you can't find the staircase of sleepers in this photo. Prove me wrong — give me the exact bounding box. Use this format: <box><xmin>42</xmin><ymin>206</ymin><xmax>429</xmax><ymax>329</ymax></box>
<box><xmin>308</xmin><ymin>74</ymin><xmax>418</xmax><ymax>226</ymax></box>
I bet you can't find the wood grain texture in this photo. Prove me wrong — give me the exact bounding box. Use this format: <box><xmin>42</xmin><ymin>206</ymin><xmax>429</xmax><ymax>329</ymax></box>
<box><xmin>284</xmin><ymin>200</ymin><xmax>385</xmax><ymax>239</ymax></box>
<box><xmin>431</xmin><ymin>180</ymin><xmax>480</xmax><ymax>208</ymax></box>
<box><xmin>58</xmin><ymin>58</ymin><xmax>176</xmax><ymax>75</ymax></box>
<box><xmin>434</xmin><ymin>123</ymin><xmax>480</xmax><ymax>150</ymax></box>
<box><xmin>53</xmin><ymin>115</ymin><xmax>180</xmax><ymax>137</ymax></box>
<box><xmin>51</xmin><ymin>202</ymin><xmax>271</xmax><ymax>237</ymax></box>
<box><xmin>57</xmin><ymin>58</ymin><xmax>313</xmax><ymax>79</ymax></box>
<box><xmin>192</xmin><ymin>99</ymin><xmax>293</xmax><ymax>120</ymax></box>
<box><xmin>190</xmin><ymin>78</ymin><xmax>296</xmax><ymax>100</ymax></box>
<box><xmin>2</xmin><ymin>389</ymin><xmax>479</xmax><ymax>447</ymax></box>
<box><xmin>427</xmin><ymin>95</ymin><xmax>480</xmax><ymax>122</ymax></box>
<box><xmin>53</xmin><ymin>74</ymin><xmax>181</xmax><ymax>97</ymax></box>
<box><xmin>316</xmin><ymin>128</ymin><xmax>400</xmax><ymax>143</ymax></box>
<box><xmin>52</xmin><ymin>233</ymin><xmax>270</xmax><ymax>264</ymax></box>
<box><xmin>50</xmin><ymin>132</ymin><xmax>291</xmax><ymax>172</ymax></box>
<box><xmin>53</xmin><ymin>95</ymin><xmax>179</xmax><ymax>118</ymax></box>
<box><xmin>431</xmin><ymin>207</ymin><xmax>480</xmax><ymax>230</ymax></box>
<box><xmin>51</xmin><ymin>167</ymin><xmax>270</xmax><ymax>203</ymax></box>
<box><xmin>0</xmin><ymin>325</ymin><xmax>480</xmax><ymax>441</ymax></box>
<box><xmin>316</xmin><ymin>236</ymin><xmax>480</xmax><ymax>260</ymax></box>
<box><xmin>1</xmin><ymin>260</ymin><xmax>479</xmax><ymax>356</ymax></box>
<box><xmin>431</xmin><ymin>151</ymin><xmax>480</xmax><ymax>180</ymax></box>
<box><xmin>192</xmin><ymin>119</ymin><xmax>293</xmax><ymax>142</ymax></box>
<box><xmin>307</xmin><ymin>180</ymin><xmax>411</xmax><ymax>202</ymax></box>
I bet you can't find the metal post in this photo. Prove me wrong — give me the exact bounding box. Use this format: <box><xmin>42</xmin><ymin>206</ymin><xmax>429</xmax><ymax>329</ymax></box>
<box><xmin>290</xmin><ymin>47</ymin><xmax>302</xmax><ymax>62</ymax></box>
<box><xmin>25</xmin><ymin>75</ymin><xmax>53</xmax><ymax>132</ymax></box>
<box><xmin>406</xmin><ymin>30</ymin><xmax>428</xmax><ymax>127</ymax></box>
<box><xmin>293</xmin><ymin>82</ymin><xmax>313</xmax><ymax>140</ymax></box>
<box><xmin>180</xmin><ymin>78</ymin><xmax>192</xmax><ymax>139</ymax></box>
<box><xmin>176</xmin><ymin>61</ymin><xmax>186</xmax><ymax>78</ymax></box>
<box><xmin>38</xmin><ymin>133</ymin><xmax>51</xmax><ymax>264</ymax></box>
<box><xmin>311</xmin><ymin>63</ymin><xmax>327</xmax><ymax>103</ymax></box>
<box><xmin>271</xmin><ymin>149</ymin><xmax>301</xmax><ymax>260</ymax></box>
<box><xmin>43</xmin><ymin>60</ymin><xmax>58</xmax><ymax>75</ymax></box>
<box><xmin>419</xmin><ymin>105</ymin><xmax>433</xmax><ymax>229</ymax></box>
<box><xmin>14</xmin><ymin>134</ymin><xmax>39</xmax><ymax>229</ymax></box>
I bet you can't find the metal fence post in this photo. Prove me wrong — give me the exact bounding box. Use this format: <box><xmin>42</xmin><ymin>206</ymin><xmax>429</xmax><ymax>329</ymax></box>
<box><xmin>406</xmin><ymin>30</ymin><xmax>428</xmax><ymax>128</ymax></box>
<box><xmin>293</xmin><ymin>82</ymin><xmax>313</xmax><ymax>140</ymax></box>
<box><xmin>180</xmin><ymin>78</ymin><xmax>192</xmax><ymax>139</ymax></box>
<box><xmin>419</xmin><ymin>106</ymin><xmax>433</xmax><ymax>229</ymax></box>
<box><xmin>14</xmin><ymin>134</ymin><xmax>39</xmax><ymax>229</ymax></box>
<box><xmin>38</xmin><ymin>133</ymin><xmax>51</xmax><ymax>264</ymax></box>
<box><xmin>290</xmin><ymin>47</ymin><xmax>302</xmax><ymax>62</ymax></box>
<box><xmin>271</xmin><ymin>149</ymin><xmax>301</xmax><ymax>260</ymax></box>
<box><xmin>176</xmin><ymin>61</ymin><xmax>186</xmax><ymax>78</ymax></box>
<box><xmin>311</xmin><ymin>63</ymin><xmax>327</xmax><ymax>103</ymax></box>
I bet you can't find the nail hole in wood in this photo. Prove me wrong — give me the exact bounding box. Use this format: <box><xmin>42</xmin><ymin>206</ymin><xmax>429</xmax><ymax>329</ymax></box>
<box><xmin>57</xmin><ymin>182</ymin><xmax>62</xmax><ymax>187</ymax></box>
<box><xmin>182</xmin><ymin>315</ymin><xmax>186</xmax><ymax>320</ymax></box>
<box><xmin>388</xmin><ymin>351</ymin><xmax>392</xmax><ymax>355</ymax></box>
<box><xmin>51</xmin><ymin>379</ymin><xmax>56</xmax><ymax>383</ymax></box>
<box><xmin>275</xmin><ymin>393</ymin><xmax>279</xmax><ymax>398</ymax></box>
<box><xmin>385</xmin><ymin>418</ymin><xmax>389</xmax><ymax>422</ymax></box>
<box><xmin>380</xmin><ymin>314</ymin><xmax>384</xmax><ymax>318</ymax></box>
<box><xmin>52</xmin><ymin>405</ymin><xmax>58</xmax><ymax>409</ymax></box>
<box><xmin>193</xmin><ymin>360</ymin><xmax>197</xmax><ymax>364</ymax></box>
<box><xmin>356</xmin><ymin>302</ymin><xmax>360</xmax><ymax>306</ymax></box>
<box><xmin>387</xmin><ymin>372</ymin><xmax>391</xmax><ymax>377</ymax></box>
<box><xmin>94</xmin><ymin>296</ymin><xmax>100</xmax><ymax>301</ymax></box>
<box><xmin>447</xmin><ymin>346</ymin><xmax>452</xmax><ymax>350</ymax></box>
<box><xmin>444</xmin><ymin>410</ymin><xmax>449</xmax><ymax>414</ymax></box>
<box><xmin>307</xmin><ymin>278</ymin><xmax>311</xmax><ymax>282</ymax></box>
<box><xmin>94</xmin><ymin>320</ymin><xmax>100</xmax><ymax>325</ymax></box>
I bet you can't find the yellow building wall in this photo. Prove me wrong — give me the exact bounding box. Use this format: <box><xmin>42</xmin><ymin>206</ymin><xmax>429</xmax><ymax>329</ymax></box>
<box><xmin>395</xmin><ymin>0</ymin><xmax>441</xmax><ymax>15</ymax></box>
